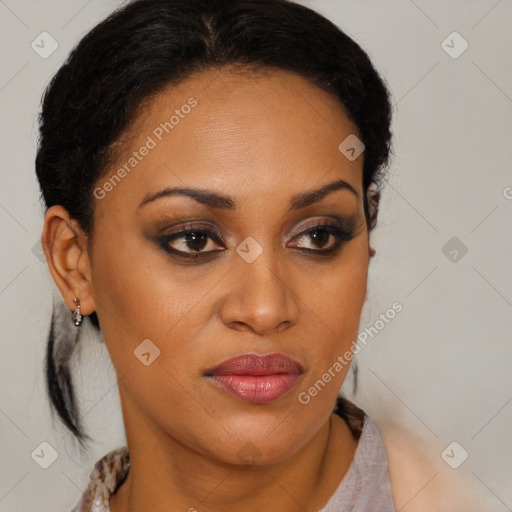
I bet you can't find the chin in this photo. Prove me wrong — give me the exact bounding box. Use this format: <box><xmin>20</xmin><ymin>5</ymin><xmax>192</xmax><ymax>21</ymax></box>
<box><xmin>204</xmin><ymin>416</ymin><xmax>315</xmax><ymax>468</ymax></box>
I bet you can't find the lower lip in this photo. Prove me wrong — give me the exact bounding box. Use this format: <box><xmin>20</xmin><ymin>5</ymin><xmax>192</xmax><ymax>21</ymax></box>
<box><xmin>208</xmin><ymin>374</ymin><xmax>300</xmax><ymax>404</ymax></box>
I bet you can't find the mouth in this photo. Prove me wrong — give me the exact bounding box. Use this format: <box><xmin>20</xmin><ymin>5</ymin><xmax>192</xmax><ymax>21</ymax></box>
<box><xmin>204</xmin><ymin>353</ymin><xmax>304</xmax><ymax>404</ymax></box>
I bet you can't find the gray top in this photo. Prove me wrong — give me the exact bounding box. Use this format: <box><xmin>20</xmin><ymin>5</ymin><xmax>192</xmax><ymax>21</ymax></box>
<box><xmin>71</xmin><ymin>415</ymin><xmax>395</xmax><ymax>511</ymax></box>
<box><xmin>319</xmin><ymin>415</ymin><xmax>396</xmax><ymax>511</ymax></box>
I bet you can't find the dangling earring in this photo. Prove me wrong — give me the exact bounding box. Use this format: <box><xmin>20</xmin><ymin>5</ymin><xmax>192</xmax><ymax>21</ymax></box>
<box><xmin>72</xmin><ymin>298</ymin><xmax>83</xmax><ymax>326</ymax></box>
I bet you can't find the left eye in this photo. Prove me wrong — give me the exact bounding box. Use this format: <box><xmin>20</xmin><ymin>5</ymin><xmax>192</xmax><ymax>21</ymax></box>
<box><xmin>289</xmin><ymin>225</ymin><xmax>352</xmax><ymax>253</ymax></box>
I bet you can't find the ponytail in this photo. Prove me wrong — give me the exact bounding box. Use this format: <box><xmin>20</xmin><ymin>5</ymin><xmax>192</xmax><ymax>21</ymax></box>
<box><xmin>44</xmin><ymin>298</ymin><xmax>100</xmax><ymax>449</ymax></box>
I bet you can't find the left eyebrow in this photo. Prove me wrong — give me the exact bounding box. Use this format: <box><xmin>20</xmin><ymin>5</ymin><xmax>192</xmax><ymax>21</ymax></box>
<box><xmin>137</xmin><ymin>178</ymin><xmax>358</xmax><ymax>211</ymax></box>
<box><xmin>288</xmin><ymin>179</ymin><xmax>359</xmax><ymax>210</ymax></box>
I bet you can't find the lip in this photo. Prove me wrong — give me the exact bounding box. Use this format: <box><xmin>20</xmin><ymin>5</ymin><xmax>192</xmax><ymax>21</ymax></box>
<box><xmin>205</xmin><ymin>353</ymin><xmax>303</xmax><ymax>404</ymax></box>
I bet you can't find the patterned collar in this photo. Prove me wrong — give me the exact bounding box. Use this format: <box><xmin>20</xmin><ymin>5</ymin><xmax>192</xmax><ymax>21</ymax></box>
<box><xmin>71</xmin><ymin>446</ymin><xmax>130</xmax><ymax>512</ymax></box>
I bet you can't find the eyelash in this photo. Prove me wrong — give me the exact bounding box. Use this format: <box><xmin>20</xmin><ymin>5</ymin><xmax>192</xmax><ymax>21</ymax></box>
<box><xmin>158</xmin><ymin>221</ymin><xmax>355</xmax><ymax>261</ymax></box>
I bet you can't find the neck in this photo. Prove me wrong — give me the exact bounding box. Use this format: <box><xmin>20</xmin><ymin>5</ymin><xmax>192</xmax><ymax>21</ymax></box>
<box><xmin>110</xmin><ymin>402</ymin><xmax>357</xmax><ymax>512</ymax></box>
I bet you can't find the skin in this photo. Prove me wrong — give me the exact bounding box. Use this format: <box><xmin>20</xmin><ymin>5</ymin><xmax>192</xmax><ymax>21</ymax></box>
<box><xmin>42</xmin><ymin>68</ymin><xmax>377</xmax><ymax>511</ymax></box>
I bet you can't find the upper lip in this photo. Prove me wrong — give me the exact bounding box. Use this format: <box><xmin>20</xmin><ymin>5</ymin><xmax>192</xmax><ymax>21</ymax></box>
<box><xmin>205</xmin><ymin>353</ymin><xmax>303</xmax><ymax>376</ymax></box>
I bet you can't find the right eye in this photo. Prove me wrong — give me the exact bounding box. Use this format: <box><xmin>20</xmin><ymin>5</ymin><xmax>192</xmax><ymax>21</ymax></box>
<box><xmin>159</xmin><ymin>226</ymin><xmax>225</xmax><ymax>260</ymax></box>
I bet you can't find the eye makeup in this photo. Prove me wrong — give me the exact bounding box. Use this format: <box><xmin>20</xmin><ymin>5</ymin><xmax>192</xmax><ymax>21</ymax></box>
<box><xmin>143</xmin><ymin>212</ymin><xmax>361</xmax><ymax>264</ymax></box>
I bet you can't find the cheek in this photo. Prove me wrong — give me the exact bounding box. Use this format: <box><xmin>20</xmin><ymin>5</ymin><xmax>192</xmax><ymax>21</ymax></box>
<box><xmin>296</xmin><ymin>238</ymin><xmax>368</xmax><ymax>394</ymax></box>
<box><xmin>89</xmin><ymin>231</ymin><xmax>223</xmax><ymax>378</ymax></box>
<box><xmin>307</xmin><ymin>237</ymin><xmax>369</xmax><ymax>338</ymax></box>
<box><xmin>329</xmin><ymin>260</ymin><xmax>368</xmax><ymax>342</ymax></box>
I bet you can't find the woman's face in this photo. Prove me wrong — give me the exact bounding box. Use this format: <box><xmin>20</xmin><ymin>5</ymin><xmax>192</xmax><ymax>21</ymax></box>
<box><xmin>86</xmin><ymin>68</ymin><xmax>370</xmax><ymax>464</ymax></box>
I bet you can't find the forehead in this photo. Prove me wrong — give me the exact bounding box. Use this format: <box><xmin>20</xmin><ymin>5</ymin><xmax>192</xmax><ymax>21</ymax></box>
<box><xmin>94</xmin><ymin>67</ymin><xmax>363</xmax><ymax>216</ymax></box>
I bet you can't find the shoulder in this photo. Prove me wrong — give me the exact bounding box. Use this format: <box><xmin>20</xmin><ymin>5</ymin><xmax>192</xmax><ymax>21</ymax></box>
<box><xmin>333</xmin><ymin>396</ymin><xmax>390</xmax><ymax>465</ymax></box>
<box><xmin>325</xmin><ymin>398</ymin><xmax>396</xmax><ymax>511</ymax></box>
<box><xmin>70</xmin><ymin>446</ymin><xmax>130</xmax><ymax>512</ymax></box>
<box><xmin>349</xmin><ymin>415</ymin><xmax>396</xmax><ymax>506</ymax></box>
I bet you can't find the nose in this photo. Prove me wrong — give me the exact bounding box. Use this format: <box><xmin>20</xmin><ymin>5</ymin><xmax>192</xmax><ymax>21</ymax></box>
<box><xmin>218</xmin><ymin>246</ymin><xmax>299</xmax><ymax>336</ymax></box>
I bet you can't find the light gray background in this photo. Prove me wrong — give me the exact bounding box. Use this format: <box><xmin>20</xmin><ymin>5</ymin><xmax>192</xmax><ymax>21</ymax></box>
<box><xmin>1</xmin><ymin>0</ymin><xmax>511</xmax><ymax>511</ymax></box>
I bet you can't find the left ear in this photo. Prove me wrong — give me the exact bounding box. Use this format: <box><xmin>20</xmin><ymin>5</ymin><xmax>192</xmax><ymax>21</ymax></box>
<box><xmin>367</xmin><ymin>183</ymin><xmax>380</xmax><ymax>258</ymax></box>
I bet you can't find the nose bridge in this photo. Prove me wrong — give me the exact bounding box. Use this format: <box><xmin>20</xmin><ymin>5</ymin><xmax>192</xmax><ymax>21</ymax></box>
<box><xmin>241</xmin><ymin>242</ymin><xmax>282</xmax><ymax>290</ymax></box>
<box><xmin>222</xmin><ymin>235</ymin><xmax>298</xmax><ymax>333</ymax></box>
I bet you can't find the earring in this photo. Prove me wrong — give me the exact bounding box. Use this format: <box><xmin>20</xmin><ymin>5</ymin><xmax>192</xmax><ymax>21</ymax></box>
<box><xmin>72</xmin><ymin>298</ymin><xmax>83</xmax><ymax>327</ymax></box>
